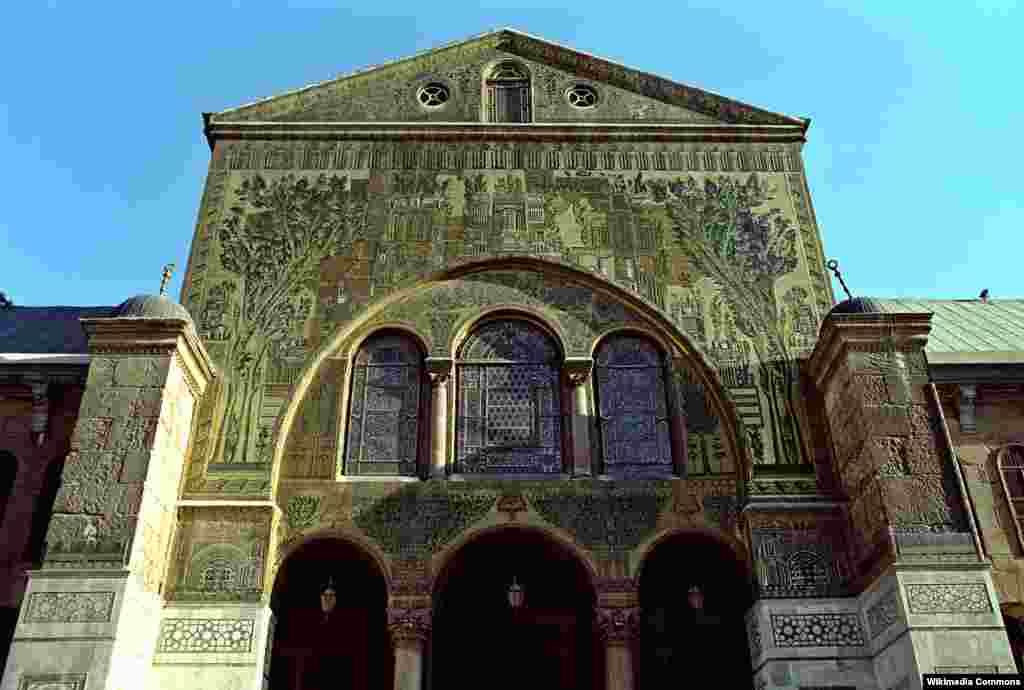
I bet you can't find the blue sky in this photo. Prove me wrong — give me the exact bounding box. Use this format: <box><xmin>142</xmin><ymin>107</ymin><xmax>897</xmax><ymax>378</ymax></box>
<box><xmin>2</xmin><ymin>1</ymin><xmax>1020</xmax><ymax>307</ymax></box>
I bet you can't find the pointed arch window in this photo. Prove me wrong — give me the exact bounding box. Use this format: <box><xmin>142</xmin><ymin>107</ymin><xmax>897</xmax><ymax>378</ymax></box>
<box><xmin>486</xmin><ymin>62</ymin><xmax>531</xmax><ymax>123</ymax></box>
<box><xmin>594</xmin><ymin>335</ymin><xmax>674</xmax><ymax>477</ymax></box>
<box><xmin>345</xmin><ymin>333</ymin><xmax>425</xmax><ymax>477</ymax></box>
<box><xmin>456</xmin><ymin>320</ymin><xmax>562</xmax><ymax>474</ymax></box>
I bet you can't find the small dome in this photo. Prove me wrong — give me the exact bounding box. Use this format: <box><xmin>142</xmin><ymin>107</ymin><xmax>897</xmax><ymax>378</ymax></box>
<box><xmin>828</xmin><ymin>297</ymin><xmax>883</xmax><ymax>315</ymax></box>
<box><xmin>112</xmin><ymin>294</ymin><xmax>194</xmax><ymax>323</ymax></box>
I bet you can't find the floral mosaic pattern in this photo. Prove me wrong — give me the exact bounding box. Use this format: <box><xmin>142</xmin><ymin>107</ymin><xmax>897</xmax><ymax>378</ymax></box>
<box><xmin>905</xmin><ymin>583</ymin><xmax>991</xmax><ymax>614</ymax></box>
<box><xmin>769</xmin><ymin>613</ymin><xmax>865</xmax><ymax>648</ymax></box>
<box><xmin>23</xmin><ymin>592</ymin><xmax>115</xmax><ymax>623</ymax></box>
<box><xmin>157</xmin><ymin>618</ymin><xmax>255</xmax><ymax>653</ymax></box>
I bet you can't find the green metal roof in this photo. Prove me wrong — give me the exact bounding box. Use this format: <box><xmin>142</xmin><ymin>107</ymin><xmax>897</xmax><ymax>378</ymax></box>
<box><xmin>873</xmin><ymin>299</ymin><xmax>1024</xmax><ymax>365</ymax></box>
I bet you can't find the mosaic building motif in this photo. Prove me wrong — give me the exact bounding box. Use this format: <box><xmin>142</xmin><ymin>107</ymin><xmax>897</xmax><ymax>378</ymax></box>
<box><xmin>182</xmin><ymin>150</ymin><xmax>826</xmax><ymax>481</ymax></box>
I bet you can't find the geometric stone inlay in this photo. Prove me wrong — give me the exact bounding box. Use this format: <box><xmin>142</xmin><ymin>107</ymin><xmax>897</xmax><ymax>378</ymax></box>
<box><xmin>866</xmin><ymin>588</ymin><xmax>901</xmax><ymax>639</ymax></box>
<box><xmin>905</xmin><ymin>583</ymin><xmax>991</xmax><ymax>614</ymax></box>
<box><xmin>23</xmin><ymin>592</ymin><xmax>115</xmax><ymax>623</ymax></box>
<box><xmin>770</xmin><ymin>613</ymin><xmax>865</xmax><ymax>647</ymax></box>
<box><xmin>157</xmin><ymin>618</ymin><xmax>255</xmax><ymax>653</ymax></box>
<box><xmin>18</xmin><ymin>675</ymin><xmax>87</xmax><ymax>690</ymax></box>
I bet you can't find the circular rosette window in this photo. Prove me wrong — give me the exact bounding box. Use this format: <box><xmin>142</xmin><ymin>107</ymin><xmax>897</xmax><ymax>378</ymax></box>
<box><xmin>417</xmin><ymin>82</ymin><xmax>451</xmax><ymax>108</ymax></box>
<box><xmin>565</xmin><ymin>84</ymin><xmax>598</xmax><ymax>109</ymax></box>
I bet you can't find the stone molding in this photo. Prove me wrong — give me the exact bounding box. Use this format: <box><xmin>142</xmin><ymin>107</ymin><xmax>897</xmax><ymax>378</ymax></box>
<box><xmin>80</xmin><ymin>317</ymin><xmax>216</xmax><ymax>399</ymax></box>
<box><xmin>17</xmin><ymin>674</ymin><xmax>87</xmax><ymax>690</ymax></box>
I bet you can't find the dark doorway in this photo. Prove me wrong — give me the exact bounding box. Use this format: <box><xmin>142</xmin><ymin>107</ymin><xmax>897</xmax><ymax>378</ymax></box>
<box><xmin>269</xmin><ymin>538</ymin><xmax>393</xmax><ymax>690</ymax></box>
<box><xmin>637</xmin><ymin>532</ymin><xmax>753</xmax><ymax>689</ymax></box>
<box><xmin>431</xmin><ymin>529</ymin><xmax>601</xmax><ymax>690</ymax></box>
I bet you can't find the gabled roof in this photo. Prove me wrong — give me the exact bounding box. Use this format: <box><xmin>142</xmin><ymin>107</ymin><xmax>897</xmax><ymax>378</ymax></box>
<box><xmin>210</xmin><ymin>28</ymin><xmax>807</xmax><ymax>128</ymax></box>
<box><xmin>873</xmin><ymin>299</ymin><xmax>1024</xmax><ymax>364</ymax></box>
<box><xmin>0</xmin><ymin>306</ymin><xmax>115</xmax><ymax>358</ymax></box>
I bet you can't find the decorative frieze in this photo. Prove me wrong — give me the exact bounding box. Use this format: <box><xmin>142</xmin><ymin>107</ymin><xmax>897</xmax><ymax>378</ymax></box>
<box><xmin>17</xmin><ymin>675</ymin><xmax>87</xmax><ymax>690</ymax></box>
<box><xmin>904</xmin><ymin>583</ymin><xmax>991</xmax><ymax>614</ymax></box>
<box><xmin>23</xmin><ymin>591</ymin><xmax>115</xmax><ymax>623</ymax></box>
<box><xmin>156</xmin><ymin>618</ymin><xmax>256</xmax><ymax>653</ymax></box>
<box><xmin>769</xmin><ymin>613</ymin><xmax>865</xmax><ymax>648</ymax></box>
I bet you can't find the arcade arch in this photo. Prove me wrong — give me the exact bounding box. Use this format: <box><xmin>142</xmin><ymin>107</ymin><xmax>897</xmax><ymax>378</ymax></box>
<box><xmin>268</xmin><ymin>537</ymin><xmax>393</xmax><ymax>690</ymax></box>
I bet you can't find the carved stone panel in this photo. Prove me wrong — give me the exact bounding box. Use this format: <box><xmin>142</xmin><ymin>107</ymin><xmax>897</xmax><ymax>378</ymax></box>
<box><xmin>22</xmin><ymin>592</ymin><xmax>115</xmax><ymax>624</ymax></box>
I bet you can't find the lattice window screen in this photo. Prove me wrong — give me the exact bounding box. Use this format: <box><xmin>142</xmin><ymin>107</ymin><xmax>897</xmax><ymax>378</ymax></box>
<box><xmin>594</xmin><ymin>336</ymin><xmax>673</xmax><ymax>476</ymax></box>
<box><xmin>456</xmin><ymin>320</ymin><xmax>562</xmax><ymax>474</ymax></box>
<box><xmin>345</xmin><ymin>333</ymin><xmax>423</xmax><ymax>476</ymax></box>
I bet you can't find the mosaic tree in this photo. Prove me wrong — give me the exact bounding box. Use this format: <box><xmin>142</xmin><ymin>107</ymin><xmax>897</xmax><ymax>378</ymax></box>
<box><xmin>216</xmin><ymin>173</ymin><xmax>365</xmax><ymax>465</ymax></box>
<box><xmin>666</xmin><ymin>174</ymin><xmax>806</xmax><ymax>465</ymax></box>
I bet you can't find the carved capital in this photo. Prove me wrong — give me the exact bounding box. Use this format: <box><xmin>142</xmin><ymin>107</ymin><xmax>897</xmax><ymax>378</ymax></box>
<box><xmin>563</xmin><ymin>358</ymin><xmax>594</xmax><ymax>386</ymax></box>
<box><xmin>425</xmin><ymin>358</ymin><xmax>453</xmax><ymax>387</ymax></box>
<box><xmin>387</xmin><ymin>607</ymin><xmax>432</xmax><ymax>646</ymax></box>
<box><xmin>594</xmin><ymin>606</ymin><xmax>640</xmax><ymax>645</ymax></box>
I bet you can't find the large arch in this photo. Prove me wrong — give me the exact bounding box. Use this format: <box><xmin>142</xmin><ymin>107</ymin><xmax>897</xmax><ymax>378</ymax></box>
<box><xmin>634</xmin><ymin>528</ymin><xmax>754</xmax><ymax>689</ymax></box>
<box><xmin>268</xmin><ymin>535</ymin><xmax>393</xmax><ymax>690</ymax></box>
<box><xmin>270</xmin><ymin>256</ymin><xmax>749</xmax><ymax>492</ymax></box>
<box><xmin>429</xmin><ymin>525</ymin><xmax>601</xmax><ymax>690</ymax></box>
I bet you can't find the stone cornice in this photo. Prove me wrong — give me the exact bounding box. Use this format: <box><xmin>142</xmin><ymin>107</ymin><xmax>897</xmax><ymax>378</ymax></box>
<box><xmin>80</xmin><ymin>317</ymin><xmax>217</xmax><ymax>399</ymax></box>
<box><xmin>807</xmin><ymin>313</ymin><xmax>932</xmax><ymax>391</ymax></box>
<box><xmin>206</xmin><ymin>121</ymin><xmax>807</xmax><ymax>147</ymax></box>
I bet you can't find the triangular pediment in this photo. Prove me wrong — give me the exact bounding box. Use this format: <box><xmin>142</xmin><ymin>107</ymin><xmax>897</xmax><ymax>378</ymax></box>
<box><xmin>211</xmin><ymin>29</ymin><xmax>805</xmax><ymax>128</ymax></box>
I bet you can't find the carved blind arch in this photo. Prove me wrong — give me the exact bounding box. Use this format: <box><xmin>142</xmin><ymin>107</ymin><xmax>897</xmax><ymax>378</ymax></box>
<box><xmin>997</xmin><ymin>443</ymin><xmax>1024</xmax><ymax>552</ymax></box>
<box><xmin>345</xmin><ymin>332</ymin><xmax>425</xmax><ymax>477</ymax></box>
<box><xmin>594</xmin><ymin>335</ymin><xmax>674</xmax><ymax>477</ymax></box>
<box><xmin>456</xmin><ymin>319</ymin><xmax>562</xmax><ymax>474</ymax></box>
<box><xmin>485</xmin><ymin>61</ymin><xmax>531</xmax><ymax>123</ymax></box>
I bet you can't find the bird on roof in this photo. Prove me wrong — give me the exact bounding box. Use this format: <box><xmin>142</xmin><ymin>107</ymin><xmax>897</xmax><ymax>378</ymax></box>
<box><xmin>980</xmin><ymin>289</ymin><xmax>990</xmax><ymax>302</ymax></box>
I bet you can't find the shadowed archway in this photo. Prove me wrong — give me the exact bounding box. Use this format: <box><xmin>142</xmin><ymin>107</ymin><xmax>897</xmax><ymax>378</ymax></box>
<box><xmin>269</xmin><ymin>537</ymin><xmax>393</xmax><ymax>690</ymax></box>
<box><xmin>637</xmin><ymin>531</ymin><xmax>754</xmax><ymax>689</ymax></box>
<box><xmin>431</xmin><ymin>527</ymin><xmax>602</xmax><ymax>690</ymax></box>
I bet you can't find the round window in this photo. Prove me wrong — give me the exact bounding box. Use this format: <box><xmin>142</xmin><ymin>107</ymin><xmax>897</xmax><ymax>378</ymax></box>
<box><xmin>566</xmin><ymin>84</ymin><xmax>598</xmax><ymax>109</ymax></box>
<box><xmin>417</xmin><ymin>83</ymin><xmax>450</xmax><ymax>108</ymax></box>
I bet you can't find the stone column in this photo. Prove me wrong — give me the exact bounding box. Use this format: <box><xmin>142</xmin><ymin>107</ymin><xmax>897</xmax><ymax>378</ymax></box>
<box><xmin>388</xmin><ymin>607</ymin><xmax>431</xmax><ymax>690</ymax></box>
<box><xmin>563</xmin><ymin>358</ymin><xmax>594</xmax><ymax>477</ymax></box>
<box><xmin>425</xmin><ymin>358</ymin><xmax>452</xmax><ymax>480</ymax></box>
<box><xmin>595</xmin><ymin>605</ymin><xmax>639</xmax><ymax>690</ymax></box>
<box><xmin>1</xmin><ymin>305</ymin><xmax>215</xmax><ymax>690</ymax></box>
<box><xmin>807</xmin><ymin>311</ymin><xmax>1015</xmax><ymax>683</ymax></box>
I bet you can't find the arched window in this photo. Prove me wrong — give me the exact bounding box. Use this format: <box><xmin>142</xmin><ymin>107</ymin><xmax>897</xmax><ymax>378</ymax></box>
<box><xmin>0</xmin><ymin>452</ymin><xmax>16</xmax><ymax>529</ymax></box>
<box><xmin>997</xmin><ymin>444</ymin><xmax>1024</xmax><ymax>549</ymax></box>
<box><xmin>456</xmin><ymin>319</ymin><xmax>562</xmax><ymax>474</ymax></box>
<box><xmin>345</xmin><ymin>332</ymin><xmax>424</xmax><ymax>477</ymax></box>
<box><xmin>594</xmin><ymin>335</ymin><xmax>673</xmax><ymax>477</ymax></box>
<box><xmin>485</xmin><ymin>61</ymin><xmax>531</xmax><ymax>123</ymax></box>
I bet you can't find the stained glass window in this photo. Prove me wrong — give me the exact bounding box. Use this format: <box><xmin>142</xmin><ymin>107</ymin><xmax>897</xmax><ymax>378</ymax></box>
<box><xmin>594</xmin><ymin>336</ymin><xmax>674</xmax><ymax>476</ymax></box>
<box><xmin>457</xmin><ymin>320</ymin><xmax>562</xmax><ymax>474</ymax></box>
<box><xmin>345</xmin><ymin>333</ymin><xmax>423</xmax><ymax>476</ymax></box>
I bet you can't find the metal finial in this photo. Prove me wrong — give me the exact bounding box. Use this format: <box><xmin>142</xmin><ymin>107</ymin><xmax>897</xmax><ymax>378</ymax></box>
<box><xmin>826</xmin><ymin>259</ymin><xmax>852</xmax><ymax>301</ymax></box>
<box><xmin>159</xmin><ymin>264</ymin><xmax>176</xmax><ymax>296</ymax></box>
